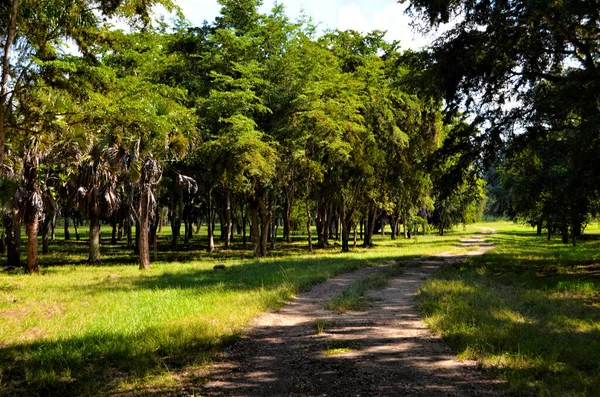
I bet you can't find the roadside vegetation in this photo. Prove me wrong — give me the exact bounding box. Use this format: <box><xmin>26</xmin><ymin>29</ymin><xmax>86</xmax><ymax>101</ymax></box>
<box><xmin>325</xmin><ymin>263</ymin><xmax>403</xmax><ymax>313</ymax></box>
<box><xmin>417</xmin><ymin>221</ymin><xmax>600</xmax><ymax>396</ymax></box>
<box><xmin>1</xmin><ymin>224</ymin><xmax>479</xmax><ymax>396</ymax></box>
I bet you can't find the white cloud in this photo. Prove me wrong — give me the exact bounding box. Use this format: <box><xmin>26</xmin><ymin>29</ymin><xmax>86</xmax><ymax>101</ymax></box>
<box><xmin>338</xmin><ymin>4</ymin><xmax>368</xmax><ymax>32</ymax></box>
<box><xmin>158</xmin><ymin>0</ymin><xmax>457</xmax><ymax>51</ymax></box>
<box><xmin>336</xmin><ymin>1</ymin><xmax>454</xmax><ymax>50</ymax></box>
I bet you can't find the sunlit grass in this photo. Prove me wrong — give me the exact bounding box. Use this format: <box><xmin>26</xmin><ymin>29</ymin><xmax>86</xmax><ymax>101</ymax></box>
<box><xmin>417</xmin><ymin>221</ymin><xmax>600</xmax><ymax>396</ymax></box>
<box><xmin>0</xmin><ymin>223</ymin><xmax>481</xmax><ymax>396</ymax></box>
<box><xmin>325</xmin><ymin>263</ymin><xmax>402</xmax><ymax>312</ymax></box>
<box><xmin>324</xmin><ymin>340</ymin><xmax>361</xmax><ymax>356</ymax></box>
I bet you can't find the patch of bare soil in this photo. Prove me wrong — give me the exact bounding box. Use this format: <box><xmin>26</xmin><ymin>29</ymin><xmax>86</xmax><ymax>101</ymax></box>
<box><xmin>204</xmin><ymin>234</ymin><xmax>503</xmax><ymax>396</ymax></box>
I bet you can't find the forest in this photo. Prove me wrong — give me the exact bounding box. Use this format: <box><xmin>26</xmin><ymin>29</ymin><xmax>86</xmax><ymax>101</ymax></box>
<box><xmin>0</xmin><ymin>0</ymin><xmax>489</xmax><ymax>272</ymax></box>
<box><xmin>1</xmin><ymin>0</ymin><xmax>599</xmax><ymax>396</ymax></box>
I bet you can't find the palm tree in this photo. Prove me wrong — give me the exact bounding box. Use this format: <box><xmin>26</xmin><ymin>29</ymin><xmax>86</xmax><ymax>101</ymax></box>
<box><xmin>73</xmin><ymin>143</ymin><xmax>120</xmax><ymax>265</ymax></box>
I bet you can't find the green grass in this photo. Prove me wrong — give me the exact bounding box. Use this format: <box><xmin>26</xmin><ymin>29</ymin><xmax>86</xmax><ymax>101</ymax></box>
<box><xmin>313</xmin><ymin>318</ymin><xmax>333</xmax><ymax>335</ymax></box>
<box><xmin>416</xmin><ymin>221</ymin><xmax>600</xmax><ymax>396</ymax></box>
<box><xmin>0</xmin><ymin>223</ymin><xmax>479</xmax><ymax>396</ymax></box>
<box><xmin>324</xmin><ymin>339</ymin><xmax>361</xmax><ymax>356</ymax></box>
<box><xmin>325</xmin><ymin>263</ymin><xmax>403</xmax><ymax>312</ymax></box>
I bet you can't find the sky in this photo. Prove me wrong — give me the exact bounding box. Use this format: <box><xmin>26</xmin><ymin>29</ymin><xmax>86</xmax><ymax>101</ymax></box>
<box><xmin>166</xmin><ymin>0</ymin><xmax>447</xmax><ymax>50</ymax></box>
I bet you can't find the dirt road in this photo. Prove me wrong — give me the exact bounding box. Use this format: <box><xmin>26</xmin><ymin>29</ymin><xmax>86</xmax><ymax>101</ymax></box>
<box><xmin>204</xmin><ymin>234</ymin><xmax>503</xmax><ymax>396</ymax></box>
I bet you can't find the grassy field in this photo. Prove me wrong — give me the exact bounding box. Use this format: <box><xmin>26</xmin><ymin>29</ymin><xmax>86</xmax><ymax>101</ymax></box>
<box><xmin>0</xmin><ymin>223</ymin><xmax>479</xmax><ymax>396</ymax></box>
<box><xmin>417</xmin><ymin>221</ymin><xmax>600</xmax><ymax>396</ymax></box>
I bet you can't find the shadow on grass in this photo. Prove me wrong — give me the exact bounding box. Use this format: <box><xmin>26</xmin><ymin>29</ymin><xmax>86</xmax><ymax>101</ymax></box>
<box><xmin>0</xmin><ymin>325</ymin><xmax>237</xmax><ymax>397</ymax></box>
<box><xmin>62</xmin><ymin>254</ymin><xmax>422</xmax><ymax>297</ymax></box>
<box><xmin>33</xmin><ymin>236</ymin><xmax>372</xmax><ymax>268</ymax></box>
<box><xmin>0</xmin><ymin>252</ymin><xmax>420</xmax><ymax>396</ymax></box>
<box><xmin>417</xmin><ymin>229</ymin><xmax>600</xmax><ymax>396</ymax></box>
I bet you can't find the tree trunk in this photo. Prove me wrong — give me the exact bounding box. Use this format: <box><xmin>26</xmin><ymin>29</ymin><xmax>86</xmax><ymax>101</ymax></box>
<box><xmin>363</xmin><ymin>205</ymin><xmax>377</xmax><ymax>248</ymax></box>
<box><xmin>4</xmin><ymin>210</ymin><xmax>20</xmax><ymax>267</ymax></box>
<box><xmin>64</xmin><ymin>215</ymin><xmax>71</xmax><ymax>240</ymax></box>
<box><xmin>328</xmin><ymin>209</ymin><xmax>337</xmax><ymax>241</ymax></box>
<box><xmin>89</xmin><ymin>213</ymin><xmax>101</xmax><ymax>264</ymax></box>
<box><xmin>283</xmin><ymin>196</ymin><xmax>292</xmax><ymax>243</ymax></box>
<box><xmin>134</xmin><ymin>219</ymin><xmax>140</xmax><ymax>255</ymax></box>
<box><xmin>169</xmin><ymin>188</ymin><xmax>182</xmax><ymax>249</ymax></box>
<box><xmin>111</xmin><ymin>222</ymin><xmax>118</xmax><ymax>244</ymax></box>
<box><xmin>117</xmin><ymin>219</ymin><xmax>123</xmax><ymax>241</ymax></box>
<box><xmin>150</xmin><ymin>206</ymin><xmax>160</xmax><ymax>260</ymax></box>
<box><xmin>0</xmin><ymin>0</ymin><xmax>19</xmax><ymax>168</ymax></box>
<box><xmin>561</xmin><ymin>221</ymin><xmax>569</xmax><ymax>244</ymax></box>
<box><xmin>258</xmin><ymin>197</ymin><xmax>271</xmax><ymax>257</ymax></box>
<box><xmin>316</xmin><ymin>198</ymin><xmax>328</xmax><ymax>248</ymax></box>
<box><xmin>25</xmin><ymin>216</ymin><xmax>39</xmax><ymax>273</ymax></box>
<box><xmin>391</xmin><ymin>213</ymin><xmax>400</xmax><ymax>240</ymax></box>
<box><xmin>250</xmin><ymin>199</ymin><xmax>260</xmax><ymax>257</ymax></box>
<box><xmin>170</xmin><ymin>212</ymin><xmax>181</xmax><ymax>249</ymax></box>
<box><xmin>74</xmin><ymin>217</ymin><xmax>80</xmax><ymax>241</ymax></box>
<box><xmin>359</xmin><ymin>217</ymin><xmax>363</xmax><ymax>240</ymax></box>
<box><xmin>139</xmin><ymin>196</ymin><xmax>150</xmax><ymax>270</ymax></box>
<box><xmin>305</xmin><ymin>180</ymin><xmax>313</xmax><ymax>253</ymax></box>
<box><xmin>184</xmin><ymin>218</ymin><xmax>190</xmax><ymax>245</ymax></box>
<box><xmin>242</xmin><ymin>210</ymin><xmax>247</xmax><ymax>247</ymax></box>
<box><xmin>138</xmin><ymin>185</ymin><xmax>151</xmax><ymax>270</ymax></box>
<box><xmin>340</xmin><ymin>205</ymin><xmax>350</xmax><ymax>253</ymax></box>
<box><xmin>188</xmin><ymin>218</ymin><xmax>194</xmax><ymax>238</ymax></box>
<box><xmin>158</xmin><ymin>210</ymin><xmax>163</xmax><ymax>233</ymax></box>
<box><xmin>195</xmin><ymin>216</ymin><xmax>202</xmax><ymax>233</ymax></box>
<box><xmin>271</xmin><ymin>219</ymin><xmax>278</xmax><ymax>250</ymax></box>
<box><xmin>536</xmin><ymin>221</ymin><xmax>543</xmax><ymax>236</ymax></box>
<box><xmin>41</xmin><ymin>216</ymin><xmax>50</xmax><ymax>254</ymax></box>
<box><xmin>207</xmin><ymin>189</ymin><xmax>215</xmax><ymax>253</ymax></box>
<box><xmin>341</xmin><ymin>221</ymin><xmax>350</xmax><ymax>252</ymax></box>
<box><xmin>125</xmin><ymin>219</ymin><xmax>131</xmax><ymax>247</ymax></box>
<box><xmin>353</xmin><ymin>223</ymin><xmax>357</xmax><ymax>248</ymax></box>
<box><xmin>217</xmin><ymin>205</ymin><xmax>226</xmax><ymax>242</ymax></box>
<box><xmin>224</xmin><ymin>189</ymin><xmax>232</xmax><ymax>249</ymax></box>
<box><xmin>50</xmin><ymin>215</ymin><xmax>56</xmax><ymax>241</ymax></box>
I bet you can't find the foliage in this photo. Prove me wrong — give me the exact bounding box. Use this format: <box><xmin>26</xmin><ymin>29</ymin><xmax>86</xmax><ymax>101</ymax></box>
<box><xmin>402</xmin><ymin>0</ymin><xmax>600</xmax><ymax>243</ymax></box>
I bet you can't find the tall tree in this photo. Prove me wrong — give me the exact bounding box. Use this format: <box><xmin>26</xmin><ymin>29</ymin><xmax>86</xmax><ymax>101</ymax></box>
<box><xmin>0</xmin><ymin>0</ymin><xmax>179</xmax><ymax>169</ymax></box>
<box><xmin>401</xmin><ymin>0</ymin><xmax>600</xmax><ymax>239</ymax></box>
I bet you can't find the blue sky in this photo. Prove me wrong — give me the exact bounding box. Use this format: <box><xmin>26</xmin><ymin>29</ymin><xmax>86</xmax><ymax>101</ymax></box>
<box><xmin>168</xmin><ymin>0</ymin><xmax>447</xmax><ymax>50</ymax></box>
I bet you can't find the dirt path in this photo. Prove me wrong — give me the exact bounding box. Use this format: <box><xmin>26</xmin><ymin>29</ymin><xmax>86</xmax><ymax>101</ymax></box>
<box><xmin>204</xmin><ymin>233</ymin><xmax>504</xmax><ymax>396</ymax></box>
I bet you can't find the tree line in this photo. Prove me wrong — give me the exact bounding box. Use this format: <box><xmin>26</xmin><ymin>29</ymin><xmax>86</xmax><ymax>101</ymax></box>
<box><xmin>0</xmin><ymin>0</ymin><xmax>488</xmax><ymax>273</ymax></box>
<box><xmin>399</xmin><ymin>0</ymin><xmax>599</xmax><ymax>245</ymax></box>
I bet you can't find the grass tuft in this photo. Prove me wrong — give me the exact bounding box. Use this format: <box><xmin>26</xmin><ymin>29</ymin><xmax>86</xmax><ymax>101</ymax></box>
<box><xmin>313</xmin><ymin>318</ymin><xmax>333</xmax><ymax>335</ymax></box>
<box><xmin>324</xmin><ymin>339</ymin><xmax>361</xmax><ymax>356</ymax></box>
<box><xmin>325</xmin><ymin>263</ymin><xmax>403</xmax><ymax>312</ymax></box>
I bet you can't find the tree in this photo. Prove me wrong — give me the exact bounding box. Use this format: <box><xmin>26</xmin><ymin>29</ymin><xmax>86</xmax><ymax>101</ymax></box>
<box><xmin>73</xmin><ymin>143</ymin><xmax>119</xmax><ymax>264</ymax></box>
<box><xmin>0</xmin><ymin>0</ymin><xmax>180</xmax><ymax>169</ymax></box>
<box><xmin>401</xmin><ymin>0</ymin><xmax>600</xmax><ymax>239</ymax></box>
<box><xmin>95</xmin><ymin>30</ymin><xmax>195</xmax><ymax>269</ymax></box>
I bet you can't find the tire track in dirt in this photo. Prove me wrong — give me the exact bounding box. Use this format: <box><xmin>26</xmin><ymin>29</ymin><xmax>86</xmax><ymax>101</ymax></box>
<box><xmin>204</xmin><ymin>232</ymin><xmax>504</xmax><ymax>396</ymax></box>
